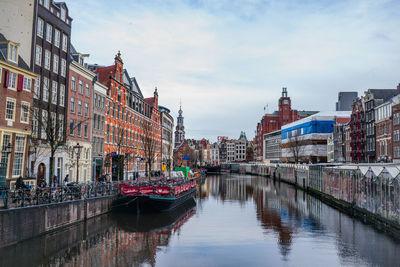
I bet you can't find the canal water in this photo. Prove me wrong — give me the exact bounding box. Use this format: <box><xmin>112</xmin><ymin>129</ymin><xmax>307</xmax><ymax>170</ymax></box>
<box><xmin>2</xmin><ymin>174</ymin><xmax>400</xmax><ymax>267</ymax></box>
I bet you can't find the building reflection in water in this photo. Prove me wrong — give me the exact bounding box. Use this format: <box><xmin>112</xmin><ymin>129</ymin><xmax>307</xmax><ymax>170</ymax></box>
<box><xmin>43</xmin><ymin>199</ymin><xmax>196</xmax><ymax>267</ymax></box>
<box><xmin>201</xmin><ymin>175</ymin><xmax>400</xmax><ymax>266</ymax></box>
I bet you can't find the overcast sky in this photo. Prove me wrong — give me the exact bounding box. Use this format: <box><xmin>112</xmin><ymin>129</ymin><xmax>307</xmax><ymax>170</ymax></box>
<box><xmin>68</xmin><ymin>0</ymin><xmax>400</xmax><ymax>142</ymax></box>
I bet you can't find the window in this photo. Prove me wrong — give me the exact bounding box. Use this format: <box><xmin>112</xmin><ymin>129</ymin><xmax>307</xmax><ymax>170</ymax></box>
<box><xmin>5</xmin><ymin>98</ymin><xmax>16</xmax><ymax>121</ymax></box>
<box><xmin>77</xmin><ymin>121</ymin><xmax>81</xmax><ymax>137</ymax></box>
<box><xmin>44</xmin><ymin>50</ymin><xmax>51</xmax><ymax>70</ymax></box>
<box><xmin>61</xmin><ymin>8</ymin><xmax>66</xmax><ymax>21</ymax></box>
<box><xmin>93</xmin><ymin>114</ymin><xmax>97</xmax><ymax>129</ymax></box>
<box><xmin>23</xmin><ymin>77</ymin><xmax>31</xmax><ymax>91</ymax></box>
<box><xmin>46</xmin><ymin>24</ymin><xmax>52</xmax><ymax>43</ymax></box>
<box><xmin>43</xmin><ymin>77</ymin><xmax>49</xmax><ymax>101</ymax></box>
<box><xmin>50</xmin><ymin>112</ymin><xmax>56</xmax><ymax>136</ymax></box>
<box><xmin>79</xmin><ymin>80</ymin><xmax>83</xmax><ymax>94</ymax></box>
<box><xmin>94</xmin><ymin>94</ymin><xmax>97</xmax><ymax>106</ymax></box>
<box><xmin>12</xmin><ymin>135</ymin><xmax>25</xmax><ymax>177</ymax></box>
<box><xmin>51</xmin><ymin>81</ymin><xmax>57</xmax><ymax>104</ymax></box>
<box><xmin>85</xmin><ymin>84</ymin><xmax>90</xmax><ymax>97</ymax></box>
<box><xmin>71</xmin><ymin>76</ymin><xmax>76</xmax><ymax>91</ymax></box>
<box><xmin>62</xmin><ymin>34</ymin><xmax>68</xmax><ymax>52</ymax></box>
<box><xmin>61</xmin><ymin>59</ymin><xmax>66</xmax><ymax>77</ymax></box>
<box><xmin>7</xmin><ymin>72</ymin><xmax>17</xmax><ymax>89</ymax></box>
<box><xmin>84</xmin><ymin>103</ymin><xmax>89</xmax><ymax>117</ymax></box>
<box><xmin>54</xmin><ymin>29</ymin><xmax>60</xmax><ymax>47</ymax></box>
<box><xmin>57</xmin><ymin>157</ymin><xmax>63</xmax><ymax>179</ymax></box>
<box><xmin>101</xmin><ymin>97</ymin><xmax>105</xmax><ymax>108</ymax></box>
<box><xmin>60</xmin><ymin>84</ymin><xmax>65</xmax><ymax>107</ymax></box>
<box><xmin>84</xmin><ymin>123</ymin><xmax>88</xmax><ymax>138</ymax></box>
<box><xmin>53</xmin><ymin>55</ymin><xmax>59</xmax><ymax>74</ymax></box>
<box><xmin>32</xmin><ymin>108</ymin><xmax>39</xmax><ymax>137</ymax></box>
<box><xmin>41</xmin><ymin>110</ymin><xmax>48</xmax><ymax>139</ymax></box>
<box><xmin>44</xmin><ymin>0</ymin><xmax>49</xmax><ymax>9</ymax></box>
<box><xmin>37</xmin><ymin>18</ymin><xmax>44</xmax><ymax>38</ymax></box>
<box><xmin>70</xmin><ymin>97</ymin><xmax>75</xmax><ymax>113</ymax></box>
<box><xmin>69</xmin><ymin>119</ymin><xmax>74</xmax><ymax>135</ymax></box>
<box><xmin>7</xmin><ymin>43</ymin><xmax>18</xmax><ymax>63</ymax></box>
<box><xmin>35</xmin><ymin>45</ymin><xmax>42</xmax><ymax>66</ymax></box>
<box><xmin>107</xmin><ymin>124</ymin><xmax>110</xmax><ymax>143</ymax></box>
<box><xmin>20</xmin><ymin>102</ymin><xmax>29</xmax><ymax>123</ymax></box>
<box><xmin>58</xmin><ymin>114</ymin><xmax>64</xmax><ymax>140</ymax></box>
<box><xmin>78</xmin><ymin>100</ymin><xmax>82</xmax><ymax>115</ymax></box>
<box><xmin>1</xmin><ymin>133</ymin><xmax>11</xmax><ymax>164</ymax></box>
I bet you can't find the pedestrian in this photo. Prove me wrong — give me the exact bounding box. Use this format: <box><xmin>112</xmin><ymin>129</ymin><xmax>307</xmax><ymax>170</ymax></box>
<box><xmin>64</xmin><ymin>174</ymin><xmax>69</xmax><ymax>185</ymax></box>
<box><xmin>53</xmin><ymin>175</ymin><xmax>58</xmax><ymax>187</ymax></box>
<box><xmin>15</xmin><ymin>176</ymin><xmax>28</xmax><ymax>190</ymax></box>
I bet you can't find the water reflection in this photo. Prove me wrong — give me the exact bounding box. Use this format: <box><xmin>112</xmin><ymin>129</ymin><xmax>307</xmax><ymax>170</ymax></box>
<box><xmin>2</xmin><ymin>174</ymin><xmax>400</xmax><ymax>267</ymax></box>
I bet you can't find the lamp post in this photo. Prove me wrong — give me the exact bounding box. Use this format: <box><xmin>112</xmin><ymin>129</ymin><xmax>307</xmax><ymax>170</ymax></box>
<box><xmin>74</xmin><ymin>143</ymin><xmax>82</xmax><ymax>183</ymax></box>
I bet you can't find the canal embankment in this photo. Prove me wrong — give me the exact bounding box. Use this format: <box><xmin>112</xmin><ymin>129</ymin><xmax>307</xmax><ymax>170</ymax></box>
<box><xmin>0</xmin><ymin>195</ymin><xmax>115</xmax><ymax>248</ymax></box>
<box><xmin>227</xmin><ymin>163</ymin><xmax>400</xmax><ymax>238</ymax></box>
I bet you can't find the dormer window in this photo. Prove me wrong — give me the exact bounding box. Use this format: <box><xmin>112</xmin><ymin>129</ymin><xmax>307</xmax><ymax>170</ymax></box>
<box><xmin>8</xmin><ymin>43</ymin><xmax>18</xmax><ymax>63</ymax></box>
<box><xmin>79</xmin><ymin>56</ymin><xmax>84</xmax><ymax>65</ymax></box>
<box><xmin>61</xmin><ymin>8</ymin><xmax>66</xmax><ymax>21</ymax></box>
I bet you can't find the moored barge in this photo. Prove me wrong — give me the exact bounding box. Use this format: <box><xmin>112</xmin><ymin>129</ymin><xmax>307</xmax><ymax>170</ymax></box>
<box><xmin>112</xmin><ymin>178</ymin><xmax>197</xmax><ymax>213</ymax></box>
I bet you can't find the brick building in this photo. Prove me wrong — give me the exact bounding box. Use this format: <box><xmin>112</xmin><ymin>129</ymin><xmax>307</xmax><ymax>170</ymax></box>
<box><xmin>0</xmin><ymin>0</ymin><xmax>73</xmax><ymax>184</ymax></box>
<box><xmin>66</xmin><ymin>47</ymin><xmax>95</xmax><ymax>182</ymax></box>
<box><xmin>254</xmin><ymin>87</ymin><xmax>317</xmax><ymax>161</ymax></box>
<box><xmin>350</xmin><ymin>97</ymin><xmax>365</xmax><ymax>163</ymax></box>
<box><xmin>392</xmin><ymin>94</ymin><xmax>400</xmax><ymax>163</ymax></box>
<box><xmin>91</xmin><ymin>52</ymin><xmax>161</xmax><ymax>180</ymax></box>
<box><xmin>0</xmin><ymin>34</ymin><xmax>37</xmax><ymax>185</ymax></box>
<box><xmin>375</xmin><ymin>99</ymin><xmax>393</xmax><ymax>162</ymax></box>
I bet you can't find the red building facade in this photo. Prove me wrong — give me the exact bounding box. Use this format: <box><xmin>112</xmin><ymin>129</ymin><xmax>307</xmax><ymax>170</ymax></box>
<box><xmin>92</xmin><ymin>52</ymin><xmax>161</xmax><ymax>179</ymax></box>
<box><xmin>255</xmin><ymin>87</ymin><xmax>317</xmax><ymax>161</ymax></box>
<box><xmin>350</xmin><ymin>98</ymin><xmax>366</xmax><ymax>163</ymax></box>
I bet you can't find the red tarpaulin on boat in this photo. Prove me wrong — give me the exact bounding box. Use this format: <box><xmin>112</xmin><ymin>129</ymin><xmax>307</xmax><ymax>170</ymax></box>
<box><xmin>139</xmin><ymin>186</ymin><xmax>154</xmax><ymax>194</ymax></box>
<box><xmin>122</xmin><ymin>186</ymin><xmax>138</xmax><ymax>195</ymax></box>
<box><xmin>155</xmin><ymin>186</ymin><xmax>170</xmax><ymax>195</ymax></box>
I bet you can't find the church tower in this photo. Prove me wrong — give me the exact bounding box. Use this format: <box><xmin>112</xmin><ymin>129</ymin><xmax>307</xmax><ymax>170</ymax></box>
<box><xmin>174</xmin><ymin>104</ymin><xmax>185</xmax><ymax>147</ymax></box>
<box><xmin>278</xmin><ymin>87</ymin><xmax>292</xmax><ymax>126</ymax></box>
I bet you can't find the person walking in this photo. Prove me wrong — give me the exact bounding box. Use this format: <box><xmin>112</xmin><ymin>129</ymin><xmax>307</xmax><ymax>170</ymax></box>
<box><xmin>64</xmin><ymin>174</ymin><xmax>69</xmax><ymax>185</ymax></box>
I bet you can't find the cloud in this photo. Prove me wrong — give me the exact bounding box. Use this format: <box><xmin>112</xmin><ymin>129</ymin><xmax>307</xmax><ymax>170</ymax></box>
<box><xmin>68</xmin><ymin>0</ymin><xmax>400</xmax><ymax>141</ymax></box>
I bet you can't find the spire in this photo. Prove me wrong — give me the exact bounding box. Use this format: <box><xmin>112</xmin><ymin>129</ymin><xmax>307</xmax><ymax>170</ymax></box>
<box><xmin>282</xmin><ymin>87</ymin><xmax>288</xmax><ymax>97</ymax></box>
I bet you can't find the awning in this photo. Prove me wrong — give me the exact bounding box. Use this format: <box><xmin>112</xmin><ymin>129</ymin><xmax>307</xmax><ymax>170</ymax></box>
<box><xmin>384</xmin><ymin>166</ymin><xmax>400</xmax><ymax>179</ymax></box>
<box><xmin>370</xmin><ymin>166</ymin><xmax>384</xmax><ymax>176</ymax></box>
<box><xmin>358</xmin><ymin>166</ymin><xmax>370</xmax><ymax>176</ymax></box>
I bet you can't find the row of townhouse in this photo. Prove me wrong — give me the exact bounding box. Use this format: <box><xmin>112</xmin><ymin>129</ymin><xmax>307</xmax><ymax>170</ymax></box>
<box><xmin>0</xmin><ymin>0</ymin><xmax>173</xmax><ymax>187</ymax></box>
<box><xmin>326</xmin><ymin>85</ymin><xmax>400</xmax><ymax>164</ymax></box>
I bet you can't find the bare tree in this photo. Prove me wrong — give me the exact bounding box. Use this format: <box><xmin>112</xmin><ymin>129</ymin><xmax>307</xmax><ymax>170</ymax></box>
<box><xmin>142</xmin><ymin>121</ymin><xmax>157</xmax><ymax>180</ymax></box>
<box><xmin>287</xmin><ymin>134</ymin><xmax>303</xmax><ymax>164</ymax></box>
<box><xmin>29</xmin><ymin>86</ymin><xmax>90</xmax><ymax>185</ymax></box>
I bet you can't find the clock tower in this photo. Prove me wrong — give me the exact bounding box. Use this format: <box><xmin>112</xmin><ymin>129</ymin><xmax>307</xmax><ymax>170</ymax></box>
<box><xmin>278</xmin><ymin>87</ymin><xmax>293</xmax><ymax>126</ymax></box>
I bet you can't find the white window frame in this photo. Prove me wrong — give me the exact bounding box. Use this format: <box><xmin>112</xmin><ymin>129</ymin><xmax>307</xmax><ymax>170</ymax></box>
<box><xmin>5</xmin><ymin>97</ymin><xmax>16</xmax><ymax>121</ymax></box>
<box><xmin>85</xmin><ymin>84</ymin><xmax>90</xmax><ymax>97</ymax></box>
<box><xmin>7</xmin><ymin>71</ymin><xmax>17</xmax><ymax>89</ymax></box>
<box><xmin>32</xmin><ymin>108</ymin><xmax>39</xmax><ymax>138</ymax></box>
<box><xmin>23</xmin><ymin>77</ymin><xmax>31</xmax><ymax>91</ymax></box>
<box><xmin>54</xmin><ymin>29</ymin><xmax>60</xmax><ymax>47</ymax></box>
<box><xmin>84</xmin><ymin>103</ymin><xmax>89</xmax><ymax>117</ymax></box>
<box><xmin>43</xmin><ymin>77</ymin><xmax>49</xmax><ymax>102</ymax></box>
<box><xmin>70</xmin><ymin>97</ymin><xmax>75</xmax><ymax>113</ymax></box>
<box><xmin>61</xmin><ymin>58</ymin><xmax>66</xmax><ymax>77</ymax></box>
<box><xmin>71</xmin><ymin>76</ymin><xmax>76</xmax><ymax>91</ymax></box>
<box><xmin>46</xmin><ymin>23</ymin><xmax>52</xmax><ymax>43</ymax></box>
<box><xmin>53</xmin><ymin>54</ymin><xmax>59</xmax><ymax>74</ymax></box>
<box><xmin>37</xmin><ymin>17</ymin><xmax>44</xmax><ymax>38</ymax></box>
<box><xmin>7</xmin><ymin>43</ymin><xmax>18</xmax><ymax>63</ymax></box>
<box><xmin>62</xmin><ymin>34</ymin><xmax>68</xmax><ymax>52</ymax></box>
<box><xmin>51</xmin><ymin>81</ymin><xmax>58</xmax><ymax>104</ymax></box>
<box><xmin>79</xmin><ymin>80</ymin><xmax>83</xmax><ymax>94</ymax></box>
<box><xmin>60</xmin><ymin>84</ymin><xmax>65</xmax><ymax>107</ymax></box>
<box><xmin>78</xmin><ymin>100</ymin><xmax>82</xmax><ymax>115</ymax></box>
<box><xmin>34</xmin><ymin>77</ymin><xmax>40</xmax><ymax>99</ymax></box>
<box><xmin>44</xmin><ymin>49</ymin><xmax>51</xmax><ymax>70</ymax></box>
<box><xmin>20</xmin><ymin>102</ymin><xmax>29</xmax><ymax>123</ymax></box>
<box><xmin>35</xmin><ymin>45</ymin><xmax>42</xmax><ymax>66</ymax></box>
<box><xmin>12</xmin><ymin>135</ymin><xmax>26</xmax><ymax>177</ymax></box>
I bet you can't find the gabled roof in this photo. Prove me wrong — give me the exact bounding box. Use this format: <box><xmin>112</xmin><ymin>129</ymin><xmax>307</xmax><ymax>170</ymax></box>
<box><xmin>0</xmin><ymin>33</ymin><xmax>30</xmax><ymax>71</ymax></box>
<box><xmin>366</xmin><ymin>89</ymin><xmax>397</xmax><ymax>101</ymax></box>
<box><xmin>130</xmin><ymin>77</ymin><xmax>144</xmax><ymax>98</ymax></box>
<box><xmin>95</xmin><ymin>65</ymin><xmax>115</xmax><ymax>85</ymax></box>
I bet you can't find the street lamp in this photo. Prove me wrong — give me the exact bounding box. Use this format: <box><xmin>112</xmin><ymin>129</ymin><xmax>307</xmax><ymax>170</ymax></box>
<box><xmin>74</xmin><ymin>143</ymin><xmax>82</xmax><ymax>183</ymax></box>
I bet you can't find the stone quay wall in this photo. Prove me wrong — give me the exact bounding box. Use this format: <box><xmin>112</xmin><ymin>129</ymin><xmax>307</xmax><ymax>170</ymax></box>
<box><xmin>0</xmin><ymin>195</ymin><xmax>115</xmax><ymax>248</ymax></box>
<box><xmin>228</xmin><ymin>163</ymin><xmax>400</xmax><ymax>236</ymax></box>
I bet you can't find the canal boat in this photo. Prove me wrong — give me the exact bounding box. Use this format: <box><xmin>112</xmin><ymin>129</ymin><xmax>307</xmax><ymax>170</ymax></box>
<box><xmin>112</xmin><ymin>178</ymin><xmax>198</xmax><ymax>213</ymax></box>
<box><xmin>112</xmin><ymin>198</ymin><xmax>196</xmax><ymax>232</ymax></box>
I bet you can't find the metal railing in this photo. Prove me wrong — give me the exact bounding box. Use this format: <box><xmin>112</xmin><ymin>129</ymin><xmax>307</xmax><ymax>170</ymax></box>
<box><xmin>0</xmin><ymin>182</ymin><xmax>120</xmax><ymax>209</ymax></box>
